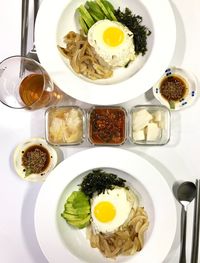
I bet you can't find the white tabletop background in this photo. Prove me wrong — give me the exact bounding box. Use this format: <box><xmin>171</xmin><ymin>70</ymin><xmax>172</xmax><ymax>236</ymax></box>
<box><xmin>0</xmin><ymin>0</ymin><xmax>200</xmax><ymax>262</ymax></box>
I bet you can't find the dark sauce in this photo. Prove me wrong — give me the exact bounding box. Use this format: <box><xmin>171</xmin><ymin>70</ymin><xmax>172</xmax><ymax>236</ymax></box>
<box><xmin>89</xmin><ymin>108</ymin><xmax>126</xmax><ymax>145</ymax></box>
<box><xmin>160</xmin><ymin>75</ymin><xmax>187</xmax><ymax>101</ymax></box>
<box><xmin>22</xmin><ymin>145</ymin><xmax>50</xmax><ymax>174</ymax></box>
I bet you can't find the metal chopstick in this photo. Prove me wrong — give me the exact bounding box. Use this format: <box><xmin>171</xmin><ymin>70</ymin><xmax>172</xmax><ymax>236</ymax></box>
<box><xmin>21</xmin><ymin>0</ymin><xmax>29</xmax><ymax>57</ymax></box>
<box><xmin>20</xmin><ymin>0</ymin><xmax>29</xmax><ymax>77</ymax></box>
<box><xmin>191</xmin><ymin>179</ymin><xmax>200</xmax><ymax>263</ymax></box>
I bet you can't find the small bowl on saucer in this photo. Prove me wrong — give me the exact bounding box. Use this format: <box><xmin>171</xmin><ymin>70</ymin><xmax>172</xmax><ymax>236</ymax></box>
<box><xmin>13</xmin><ymin>137</ymin><xmax>58</xmax><ymax>182</ymax></box>
<box><xmin>152</xmin><ymin>67</ymin><xmax>198</xmax><ymax>110</ymax></box>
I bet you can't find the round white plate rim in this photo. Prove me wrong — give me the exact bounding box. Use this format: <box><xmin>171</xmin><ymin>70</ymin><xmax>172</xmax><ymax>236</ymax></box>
<box><xmin>35</xmin><ymin>0</ymin><xmax>176</xmax><ymax>105</ymax></box>
<box><xmin>34</xmin><ymin>147</ymin><xmax>177</xmax><ymax>263</ymax></box>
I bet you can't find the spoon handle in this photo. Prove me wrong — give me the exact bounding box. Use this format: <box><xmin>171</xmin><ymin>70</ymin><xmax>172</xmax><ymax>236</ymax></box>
<box><xmin>179</xmin><ymin>206</ymin><xmax>187</xmax><ymax>263</ymax></box>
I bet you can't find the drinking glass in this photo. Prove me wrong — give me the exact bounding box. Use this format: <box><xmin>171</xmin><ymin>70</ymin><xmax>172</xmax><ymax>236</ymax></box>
<box><xmin>0</xmin><ymin>55</ymin><xmax>63</xmax><ymax>109</ymax></box>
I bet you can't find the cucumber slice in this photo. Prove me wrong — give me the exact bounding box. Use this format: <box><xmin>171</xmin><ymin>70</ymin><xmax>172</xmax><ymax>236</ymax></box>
<box><xmin>77</xmin><ymin>5</ymin><xmax>95</xmax><ymax>28</ymax></box>
<box><xmin>102</xmin><ymin>0</ymin><xmax>117</xmax><ymax>21</ymax></box>
<box><xmin>89</xmin><ymin>8</ymin><xmax>105</xmax><ymax>21</ymax></box>
<box><xmin>79</xmin><ymin>16</ymin><xmax>89</xmax><ymax>34</ymax></box>
<box><xmin>96</xmin><ymin>0</ymin><xmax>112</xmax><ymax>20</ymax></box>
<box><xmin>102</xmin><ymin>0</ymin><xmax>114</xmax><ymax>12</ymax></box>
<box><xmin>86</xmin><ymin>1</ymin><xmax>105</xmax><ymax>17</ymax></box>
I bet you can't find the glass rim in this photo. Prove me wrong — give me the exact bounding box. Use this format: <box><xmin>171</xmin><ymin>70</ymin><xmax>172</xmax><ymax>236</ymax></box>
<box><xmin>0</xmin><ymin>55</ymin><xmax>52</xmax><ymax>110</ymax></box>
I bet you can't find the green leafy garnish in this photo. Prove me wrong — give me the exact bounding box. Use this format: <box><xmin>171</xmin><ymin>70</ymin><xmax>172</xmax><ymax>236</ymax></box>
<box><xmin>25</xmin><ymin>168</ymin><xmax>32</xmax><ymax>177</ymax></box>
<box><xmin>80</xmin><ymin>169</ymin><xmax>126</xmax><ymax>198</ymax></box>
<box><xmin>115</xmin><ymin>7</ymin><xmax>151</xmax><ymax>55</ymax></box>
<box><xmin>169</xmin><ymin>100</ymin><xmax>176</xmax><ymax>109</ymax></box>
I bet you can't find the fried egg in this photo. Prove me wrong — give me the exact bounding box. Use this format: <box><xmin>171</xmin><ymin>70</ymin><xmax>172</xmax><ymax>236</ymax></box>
<box><xmin>88</xmin><ymin>20</ymin><xmax>136</xmax><ymax>67</ymax></box>
<box><xmin>91</xmin><ymin>187</ymin><xmax>137</xmax><ymax>233</ymax></box>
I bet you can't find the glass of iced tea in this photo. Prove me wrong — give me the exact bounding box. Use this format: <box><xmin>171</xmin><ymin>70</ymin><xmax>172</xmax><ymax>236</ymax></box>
<box><xmin>0</xmin><ymin>55</ymin><xmax>63</xmax><ymax>109</ymax></box>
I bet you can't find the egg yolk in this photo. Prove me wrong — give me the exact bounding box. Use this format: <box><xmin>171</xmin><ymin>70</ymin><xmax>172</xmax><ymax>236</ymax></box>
<box><xmin>103</xmin><ymin>27</ymin><xmax>124</xmax><ymax>47</ymax></box>
<box><xmin>94</xmin><ymin>201</ymin><xmax>116</xmax><ymax>223</ymax></box>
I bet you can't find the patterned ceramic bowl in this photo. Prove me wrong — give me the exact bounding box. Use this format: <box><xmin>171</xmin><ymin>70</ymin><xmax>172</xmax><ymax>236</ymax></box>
<box><xmin>152</xmin><ymin>67</ymin><xmax>198</xmax><ymax>110</ymax></box>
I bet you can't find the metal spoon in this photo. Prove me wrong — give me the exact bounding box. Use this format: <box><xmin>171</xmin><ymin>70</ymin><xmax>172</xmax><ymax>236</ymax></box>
<box><xmin>177</xmin><ymin>181</ymin><xmax>197</xmax><ymax>263</ymax></box>
<box><xmin>26</xmin><ymin>0</ymin><xmax>39</xmax><ymax>62</ymax></box>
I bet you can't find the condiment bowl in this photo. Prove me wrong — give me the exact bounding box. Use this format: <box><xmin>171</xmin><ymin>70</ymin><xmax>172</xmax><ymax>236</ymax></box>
<box><xmin>152</xmin><ymin>67</ymin><xmax>198</xmax><ymax>110</ymax></box>
<box><xmin>13</xmin><ymin>137</ymin><xmax>58</xmax><ymax>182</ymax></box>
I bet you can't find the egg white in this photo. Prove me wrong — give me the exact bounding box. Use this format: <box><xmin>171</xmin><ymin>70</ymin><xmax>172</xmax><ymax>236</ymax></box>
<box><xmin>88</xmin><ymin>20</ymin><xmax>136</xmax><ymax>68</ymax></box>
<box><xmin>91</xmin><ymin>187</ymin><xmax>137</xmax><ymax>233</ymax></box>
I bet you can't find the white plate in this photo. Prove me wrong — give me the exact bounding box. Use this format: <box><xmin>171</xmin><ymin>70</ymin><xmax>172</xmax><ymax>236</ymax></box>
<box><xmin>34</xmin><ymin>147</ymin><xmax>177</xmax><ymax>263</ymax></box>
<box><xmin>35</xmin><ymin>0</ymin><xmax>176</xmax><ymax>105</ymax></box>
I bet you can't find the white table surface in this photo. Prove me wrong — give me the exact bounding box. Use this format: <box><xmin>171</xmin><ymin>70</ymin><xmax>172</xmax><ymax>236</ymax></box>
<box><xmin>0</xmin><ymin>0</ymin><xmax>200</xmax><ymax>262</ymax></box>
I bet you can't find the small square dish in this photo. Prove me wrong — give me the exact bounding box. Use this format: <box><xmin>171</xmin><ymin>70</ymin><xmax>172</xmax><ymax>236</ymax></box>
<box><xmin>88</xmin><ymin>106</ymin><xmax>127</xmax><ymax>145</ymax></box>
<box><xmin>129</xmin><ymin>105</ymin><xmax>170</xmax><ymax>145</ymax></box>
<box><xmin>45</xmin><ymin>106</ymin><xmax>85</xmax><ymax>146</ymax></box>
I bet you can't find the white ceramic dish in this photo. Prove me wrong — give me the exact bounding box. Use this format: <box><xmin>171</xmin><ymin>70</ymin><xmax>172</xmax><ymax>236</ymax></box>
<box><xmin>34</xmin><ymin>147</ymin><xmax>177</xmax><ymax>263</ymax></box>
<box><xmin>13</xmin><ymin>137</ymin><xmax>58</xmax><ymax>182</ymax></box>
<box><xmin>152</xmin><ymin>67</ymin><xmax>198</xmax><ymax>110</ymax></box>
<box><xmin>35</xmin><ymin>0</ymin><xmax>176</xmax><ymax>105</ymax></box>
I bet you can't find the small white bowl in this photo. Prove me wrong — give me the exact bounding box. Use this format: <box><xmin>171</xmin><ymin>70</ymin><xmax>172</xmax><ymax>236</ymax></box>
<box><xmin>13</xmin><ymin>137</ymin><xmax>58</xmax><ymax>182</ymax></box>
<box><xmin>152</xmin><ymin>67</ymin><xmax>198</xmax><ymax>110</ymax></box>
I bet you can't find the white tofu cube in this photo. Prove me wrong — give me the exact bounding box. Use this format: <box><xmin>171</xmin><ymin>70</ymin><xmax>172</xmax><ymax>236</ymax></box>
<box><xmin>133</xmin><ymin>130</ymin><xmax>145</xmax><ymax>141</ymax></box>
<box><xmin>132</xmin><ymin>109</ymin><xmax>153</xmax><ymax>131</ymax></box>
<box><xmin>146</xmin><ymin>123</ymin><xmax>161</xmax><ymax>141</ymax></box>
<box><xmin>152</xmin><ymin>111</ymin><xmax>162</xmax><ymax>122</ymax></box>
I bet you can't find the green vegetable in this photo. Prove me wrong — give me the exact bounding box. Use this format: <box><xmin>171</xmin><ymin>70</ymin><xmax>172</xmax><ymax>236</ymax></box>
<box><xmin>169</xmin><ymin>100</ymin><xmax>176</xmax><ymax>109</ymax></box>
<box><xmin>80</xmin><ymin>169</ymin><xmax>126</xmax><ymax>198</ymax></box>
<box><xmin>66</xmin><ymin>215</ymin><xmax>91</xmax><ymax>229</ymax></box>
<box><xmin>78</xmin><ymin>16</ymin><xmax>89</xmax><ymax>34</ymax></box>
<box><xmin>86</xmin><ymin>1</ymin><xmax>105</xmax><ymax>18</ymax></box>
<box><xmin>77</xmin><ymin>0</ymin><xmax>117</xmax><ymax>33</ymax></box>
<box><xmin>115</xmin><ymin>7</ymin><xmax>151</xmax><ymax>55</ymax></box>
<box><xmin>78</xmin><ymin>5</ymin><xmax>95</xmax><ymax>28</ymax></box>
<box><xmin>61</xmin><ymin>191</ymin><xmax>91</xmax><ymax>229</ymax></box>
<box><xmin>101</xmin><ymin>0</ymin><xmax>117</xmax><ymax>21</ymax></box>
<box><xmin>95</xmin><ymin>0</ymin><xmax>113</xmax><ymax>20</ymax></box>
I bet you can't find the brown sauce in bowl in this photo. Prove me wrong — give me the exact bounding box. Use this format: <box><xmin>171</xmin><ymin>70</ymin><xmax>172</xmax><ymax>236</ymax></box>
<box><xmin>160</xmin><ymin>75</ymin><xmax>187</xmax><ymax>101</ymax></box>
<box><xmin>22</xmin><ymin>145</ymin><xmax>50</xmax><ymax>175</ymax></box>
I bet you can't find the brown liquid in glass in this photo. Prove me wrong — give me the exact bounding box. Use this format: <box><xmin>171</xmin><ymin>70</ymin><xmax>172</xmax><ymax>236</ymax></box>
<box><xmin>19</xmin><ymin>74</ymin><xmax>51</xmax><ymax>108</ymax></box>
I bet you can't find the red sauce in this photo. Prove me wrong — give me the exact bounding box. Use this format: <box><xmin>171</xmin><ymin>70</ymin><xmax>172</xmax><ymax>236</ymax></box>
<box><xmin>89</xmin><ymin>107</ymin><xmax>126</xmax><ymax>145</ymax></box>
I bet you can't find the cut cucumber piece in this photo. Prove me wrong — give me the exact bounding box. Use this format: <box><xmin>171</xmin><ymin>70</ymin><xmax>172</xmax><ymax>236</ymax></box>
<box><xmin>77</xmin><ymin>5</ymin><xmax>95</xmax><ymax>28</ymax></box>
<box><xmin>96</xmin><ymin>0</ymin><xmax>112</xmax><ymax>20</ymax></box>
<box><xmin>102</xmin><ymin>0</ymin><xmax>117</xmax><ymax>21</ymax></box>
<box><xmin>89</xmin><ymin>8</ymin><xmax>105</xmax><ymax>21</ymax></box>
<box><xmin>86</xmin><ymin>1</ymin><xmax>105</xmax><ymax>17</ymax></box>
<box><xmin>79</xmin><ymin>16</ymin><xmax>89</xmax><ymax>34</ymax></box>
<box><xmin>102</xmin><ymin>0</ymin><xmax>114</xmax><ymax>12</ymax></box>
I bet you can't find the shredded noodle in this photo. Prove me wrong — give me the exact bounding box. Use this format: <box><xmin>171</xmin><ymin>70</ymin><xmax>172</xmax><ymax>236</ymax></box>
<box><xmin>58</xmin><ymin>31</ymin><xmax>113</xmax><ymax>80</ymax></box>
<box><xmin>87</xmin><ymin>207</ymin><xmax>149</xmax><ymax>258</ymax></box>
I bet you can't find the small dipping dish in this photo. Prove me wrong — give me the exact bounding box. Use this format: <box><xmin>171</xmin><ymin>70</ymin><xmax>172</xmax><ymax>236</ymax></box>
<box><xmin>13</xmin><ymin>138</ymin><xmax>58</xmax><ymax>182</ymax></box>
<box><xmin>129</xmin><ymin>105</ymin><xmax>171</xmax><ymax>145</ymax></box>
<box><xmin>45</xmin><ymin>106</ymin><xmax>85</xmax><ymax>146</ymax></box>
<box><xmin>152</xmin><ymin>67</ymin><xmax>198</xmax><ymax>110</ymax></box>
<box><xmin>88</xmin><ymin>106</ymin><xmax>127</xmax><ymax>145</ymax></box>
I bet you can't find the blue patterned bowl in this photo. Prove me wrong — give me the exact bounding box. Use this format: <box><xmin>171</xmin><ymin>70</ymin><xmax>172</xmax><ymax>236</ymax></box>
<box><xmin>152</xmin><ymin>67</ymin><xmax>198</xmax><ymax>110</ymax></box>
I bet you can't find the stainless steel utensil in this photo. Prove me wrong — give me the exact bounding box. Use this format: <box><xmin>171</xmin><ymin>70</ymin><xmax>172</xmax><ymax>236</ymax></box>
<box><xmin>27</xmin><ymin>0</ymin><xmax>39</xmax><ymax>62</ymax></box>
<box><xmin>177</xmin><ymin>181</ymin><xmax>197</xmax><ymax>263</ymax></box>
<box><xmin>191</xmin><ymin>179</ymin><xmax>200</xmax><ymax>263</ymax></box>
<box><xmin>21</xmin><ymin>0</ymin><xmax>29</xmax><ymax>57</ymax></box>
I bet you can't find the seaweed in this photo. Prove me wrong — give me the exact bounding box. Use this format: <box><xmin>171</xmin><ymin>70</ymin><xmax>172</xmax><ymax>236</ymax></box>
<box><xmin>80</xmin><ymin>169</ymin><xmax>126</xmax><ymax>198</ymax></box>
<box><xmin>115</xmin><ymin>7</ymin><xmax>151</xmax><ymax>56</ymax></box>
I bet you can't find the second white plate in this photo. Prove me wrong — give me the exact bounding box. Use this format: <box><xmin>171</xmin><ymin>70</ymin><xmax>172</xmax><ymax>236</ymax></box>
<box><xmin>34</xmin><ymin>147</ymin><xmax>177</xmax><ymax>263</ymax></box>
